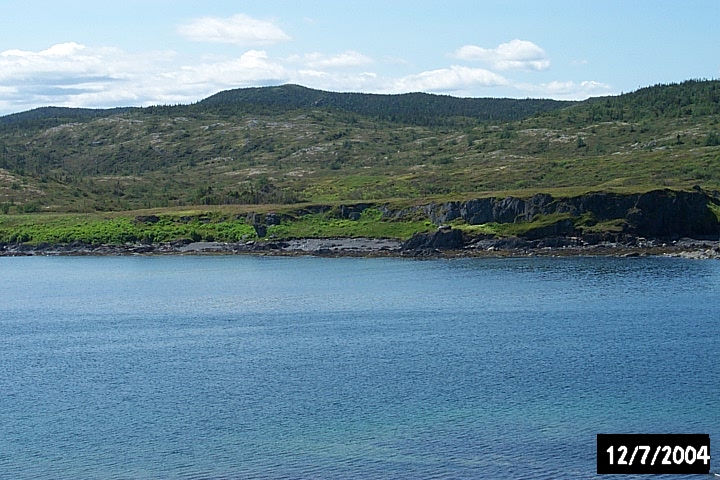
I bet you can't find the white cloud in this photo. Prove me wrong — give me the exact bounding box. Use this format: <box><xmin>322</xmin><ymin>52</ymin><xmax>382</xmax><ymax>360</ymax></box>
<box><xmin>391</xmin><ymin>65</ymin><xmax>508</xmax><ymax>93</ymax></box>
<box><xmin>0</xmin><ymin>42</ymin><xmax>177</xmax><ymax>84</ymax></box>
<box><xmin>177</xmin><ymin>14</ymin><xmax>290</xmax><ymax>46</ymax></box>
<box><xmin>291</xmin><ymin>70</ymin><xmax>380</xmax><ymax>93</ymax></box>
<box><xmin>516</xmin><ymin>80</ymin><xmax>613</xmax><ymax>100</ymax></box>
<box><xmin>1</xmin><ymin>42</ymin><xmax>100</xmax><ymax>81</ymax></box>
<box><xmin>0</xmin><ymin>42</ymin><xmax>218</xmax><ymax>112</ymax></box>
<box><xmin>0</xmin><ymin>42</ymin><xmax>187</xmax><ymax>112</ymax></box>
<box><xmin>0</xmin><ymin>40</ymin><xmax>612</xmax><ymax>116</ymax></box>
<box><xmin>290</xmin><ymin>51</ymin><xmax>373</xmax><ymax>69</ymax></box>
<box><xmin>176</xmin><ymin>50</ymin><xmax>288</xmax><ymax>88</ymax></box>
<box><xmin>0</xmin><ymin>42</ymin><xmax>86</xmax><ymax>59</ymax></box>
<box><xmin>452</xmin><ymin>39</ymin><xmax>550</xmax><ymax>71</ymax></box>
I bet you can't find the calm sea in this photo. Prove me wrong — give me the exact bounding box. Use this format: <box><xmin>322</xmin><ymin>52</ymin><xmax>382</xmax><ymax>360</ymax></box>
<box><xmin>1</xmin><ymin>256</ymin><xmax>718</xmax><ymax>479</ymax></box>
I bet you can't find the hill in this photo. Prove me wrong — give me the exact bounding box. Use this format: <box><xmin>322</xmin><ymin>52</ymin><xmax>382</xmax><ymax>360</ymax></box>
<box><xmin>198</xmin><ymin>84</ymin><xmax>572</xmax><ymax>125</ymax></box>
<box><xmin>0</xmin><ymin>80</ymin><xmax>718</xmax><ymax>215</ymax></box>
<box><xmin>584</xmin><ymin>79</ymin><xmax>720</xmax><ymax>121</ymax></box>
<box><xmin>0</xmin><ymin>106</ymin><xmax>136</xmax><ymax>132</ymax></box>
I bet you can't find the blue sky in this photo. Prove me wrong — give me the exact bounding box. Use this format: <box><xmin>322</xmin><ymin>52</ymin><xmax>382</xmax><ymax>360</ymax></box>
<box><xmin>0</xmin><ymin>0</ymin><xmax>718</xmax><ymax>115</ymax></box>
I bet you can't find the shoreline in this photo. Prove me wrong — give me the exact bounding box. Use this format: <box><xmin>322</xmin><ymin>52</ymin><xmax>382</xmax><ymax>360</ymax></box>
<box><xmin>2</xmin><ymin>236</ymin><xmax>720</xmax><ymax>260</ymax></box>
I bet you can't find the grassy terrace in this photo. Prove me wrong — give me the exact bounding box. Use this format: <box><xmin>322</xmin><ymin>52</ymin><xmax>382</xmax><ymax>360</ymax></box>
<box><xmin>0</xmin><ymin>205</ymin><xmax>436</xmax><ymax>245</ymax></box>
<box><xmin>4</xmin><ymin>185</ymin><xmax>717</xmax><ymax>246</ymax></box>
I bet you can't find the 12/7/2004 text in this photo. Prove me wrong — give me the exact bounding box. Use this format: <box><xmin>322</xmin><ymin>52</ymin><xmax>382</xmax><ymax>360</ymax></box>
<box><xmin>597</xmin><ymin>433</ymin><xmax>710</xmax><ymax>475</ymax></box>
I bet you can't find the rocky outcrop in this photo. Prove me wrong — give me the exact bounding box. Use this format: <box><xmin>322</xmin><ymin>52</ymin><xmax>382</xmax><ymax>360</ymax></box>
<box><xmin>265</xmin><ymin>213</ymin><xmax>282</xmax><ymax>225</ymax></box>
<box><xmin>521</xmin><ymin>218</ymin><xmax>577</xmax><ymax>240</ymax></box>
<box><xmin>229</xmin><ymin>189</ymin><xmax>719</xmax><ymax>252</ymax></box>
<box><xmin>402</xmin><ymin>227</ymin><xmax>464</xmax><ymax>251</ymax></box>
<box><xmin>134</xmin><ymin>215</ymin><xmax>160</xmax><ymax>224</ymax></box>
<box><xmin>416</xmin><ymin>189</ymin><xmax>720</xmax><ymax>239</ymax></box>
<box><xmin>335</xmin><ymin>203</ymin><xmax>372</xmax><ymax>219</ymax></box>
<box><xmin>625</xmin><ymin>190</ymin><xmax>718</xmax><ymax>237</ymax></box>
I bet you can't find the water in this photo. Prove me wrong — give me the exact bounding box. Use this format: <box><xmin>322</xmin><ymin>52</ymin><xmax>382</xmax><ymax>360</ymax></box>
<box><xmin>1</xmin><ymin>256</ymin><xmax>719</xmax><ymax>479</ymax></box>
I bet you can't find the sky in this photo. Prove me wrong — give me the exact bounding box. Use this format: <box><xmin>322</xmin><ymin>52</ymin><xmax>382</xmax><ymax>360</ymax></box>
<box><xmin>0</xmin><ymin>0</ymin><xmax>718</xmax><ymax>116</ymax></box>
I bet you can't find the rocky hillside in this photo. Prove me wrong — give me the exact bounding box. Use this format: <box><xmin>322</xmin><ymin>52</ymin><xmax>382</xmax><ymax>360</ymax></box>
<box><xmin>0</xmin><ymin>80</ymin><xmax>719</xmax><ymax>214</ymax></box>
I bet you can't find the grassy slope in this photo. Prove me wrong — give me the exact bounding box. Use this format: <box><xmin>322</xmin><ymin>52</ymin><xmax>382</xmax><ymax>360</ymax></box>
<box><xmin>1</xmin><ymin>80</ymin><xmax>719</xmax><ymax>244</ymax></box>
<box><xmin>0</xmin><ymin>207</ymin><xmax>433</xmax><ymax>245</ymax></box>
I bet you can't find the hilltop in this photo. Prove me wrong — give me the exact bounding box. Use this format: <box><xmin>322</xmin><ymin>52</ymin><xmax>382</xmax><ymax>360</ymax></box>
<box><xmin>198</xmin><ymin>84</ymin><xmax>572</xmax><ymax>125</ymax></box>
<box><xmin>0</xmin><ymin>84</ymin><xmax>570</xmax><ymax>129</ymax></box>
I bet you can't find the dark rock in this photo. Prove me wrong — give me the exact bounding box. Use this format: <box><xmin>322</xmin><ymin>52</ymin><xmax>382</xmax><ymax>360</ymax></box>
<box><xmin>526</xmin><ymin>193</ymin><xmax>556</xmax><ymax>218</ymax></box>
<box><xmin>402</xmin><ymin>229</ymin><xmax>464</xmax><ymax>250</ymax></box>
<box><xmin>69</xmin><ymin>240</ymin><xmax>89</xmax><ymax>248</ymax></box>
<box><xmin>491</xmin><ymin>237</ymin><xmax>535</xmax><ymax>250</ymax></box>
<box><xmin>493</xmin><ymin>196</ymin><xmax>527</xmax><ymax>223</ymax></box>
<box><xmin>300</xmin><ymin>205</ymin><xmax>332</xmax><ymax>215</ymax></box>
<box><xmin>461</xmin><ymin>198</ymin><xmax>495</xmax><ymax>224</ymax></box>
<box><xmin>171</xmin><ymin>239</ymin><xmax>192</xmax><ymax>246</ymax></box>
<box><xmin>337</xmin><ymin>203</ymin><xmax>372</xmax><ymax>219</ymax></box>
<box><xmin>265</xmin><ymin>213</ymin><xmax>281</xmax><ymax>225</ymax></box>
<box><xmin>569</xmin><ymin>193</ymin><xmax>635</xmax><ymax>220</ymax></box>
<box><xmin>253</xmin><ymin>224</ymin><xmax>267</xmax><ymax>238</ymax></box>
<box><xmin>15</xmin><ymin>243</ymin><xmax>36</xmax><ymax>252</ymax></box>
<box><xmin>522</xmin><ymin>218</ymin><xmax>577</xmax><ymax>240</ymax></box>
<box><xmin>536</xmin><ymin>236</ymin><xmax>578</xmax><ymax>248</ymax></box>
<box><xmin>246</xmin><ymin>212</ymin><xmax>259</xmax><ymax>225</ymax></box>
<box><xmin>135</xmin><ymin>215</ymin><xmax>160</xmax><ymax>224</ymax></box>
<box><xmin>392</xmin><ymin>188</ymin><xmax>720</xmax><ymax>241</ymax></box>
<box><xmin>130</xmin><ymin>245</ymin><xmax>155</xmax><ymax>253</ymax></box>
<box><xmin>426</xmin><ymin>201</ymin><xmax>462</xmax><ymax>225</ymax></box>
<box><xmin>581</xmin><ymin>233</ymin><xmax>604</xmax><ymax>245</ymax></box>
<box><xmin>627</xmin><ymin>189</ymin><xmax>719</xmax><ymax>238</ymax></box>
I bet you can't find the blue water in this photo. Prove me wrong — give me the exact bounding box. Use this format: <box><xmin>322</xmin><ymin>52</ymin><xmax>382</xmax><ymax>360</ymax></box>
<box><xmin>1</xmin><ymin>256</ymin><xmax>719</xmax><ymax>479</ymax></box>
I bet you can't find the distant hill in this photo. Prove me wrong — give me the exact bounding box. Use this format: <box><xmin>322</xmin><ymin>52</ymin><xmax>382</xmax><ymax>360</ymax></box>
<box><xmin>198</xmin><ymin>84</ymin><xmax>573</xmax><ymax>125</ymax></box>
<box><xmin>549</xmin><ymin>79</ymin><xmax>720</xmax><ymax>124</ymax></box>
<box><xmin>0</xmin><ymin>85</ymin><xmax>572</xmax><ymax>129</ymax></box>
<box><xmin>4</xmin><ymin>80</ymin><xmax>719</xmax><ymax>130</ymax></box>
<box><xmin>0</xmin><ymin>106</ymin><xmax>135</xmax><ymax>133</ymax></box>
<box><xmin>0</xmin><ymin>106</ymin><xmax>136</xmax><ymax>123</ymax></box>
<box><xmin>1</xmin><ymin>80</ymin><xmax>719</xmax><ymax>213</ymax></box>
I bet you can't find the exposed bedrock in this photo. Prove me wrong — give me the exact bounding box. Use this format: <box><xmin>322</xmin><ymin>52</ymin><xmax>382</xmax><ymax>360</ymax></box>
<box><xmin>420</xmin><ymin>189</ymin><xmax>720</xmax><ymax>239</ymax></box>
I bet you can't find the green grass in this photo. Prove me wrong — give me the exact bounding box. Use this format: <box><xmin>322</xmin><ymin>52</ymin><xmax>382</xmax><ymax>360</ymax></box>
<box><xmin>492</xmin><ymin>213</ymin><xmax>576</xmax><ymax>237</ymax></box>
<box><xmin>0</xmin><ymin>207</ymin><xmax>434</xmax><ymax>245</ymax></box>
<box><xmin>451</xmin><ymin>222</ymin><xmax>501</xmax><ymax>236</ymax></box>
<box><xmin>577</xmin><ymin>218</ymin><xmax>628</xmax><ymax>234</ymax></box>
<box><xmin>266</xmin><ymin>208</ymin><xmax>434</xmax><ymax>240</ymax></box>
<box><xmin>0</xmin><ymin>213</ymin><xmax>256</xmax><ymax>245</ymax></box>
<box><xmin>709</xmin><ymin>201</ymin><xmax>720</xmax><ymax>223</ymax></box>
<box><xmin>449</xmin><ymin>212</ymin><xmax>592</xmax><ymax>238</ymax></box>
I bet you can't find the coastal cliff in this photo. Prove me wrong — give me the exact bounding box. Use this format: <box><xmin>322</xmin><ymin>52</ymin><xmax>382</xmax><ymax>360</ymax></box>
<box><xmin>394</xmin><ymin>188</ymin><xmax>720</xmax><ymax>251</ymax></box>
<box><xmin>2</xmin><ymin>189</ymin><xmax>720</xmax><ymax>257</ymax></box>
<box><xmin>417</xmin><ymin>189</ymin><xmax>719</xmax><ymax>238</ymax></box>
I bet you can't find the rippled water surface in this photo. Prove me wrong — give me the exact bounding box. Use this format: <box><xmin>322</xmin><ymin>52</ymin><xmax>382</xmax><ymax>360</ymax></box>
<box><xmin>1</xmin><ymin>256</ymin><xmax>719</xmax><ymax>479</ymax></box>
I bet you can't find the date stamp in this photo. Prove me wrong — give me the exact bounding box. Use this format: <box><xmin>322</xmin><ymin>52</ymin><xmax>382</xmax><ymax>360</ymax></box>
<box><xmin>597</xmin><ymin>434</ymin><xmax>710</xmax><ymax>474</ymax></box>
